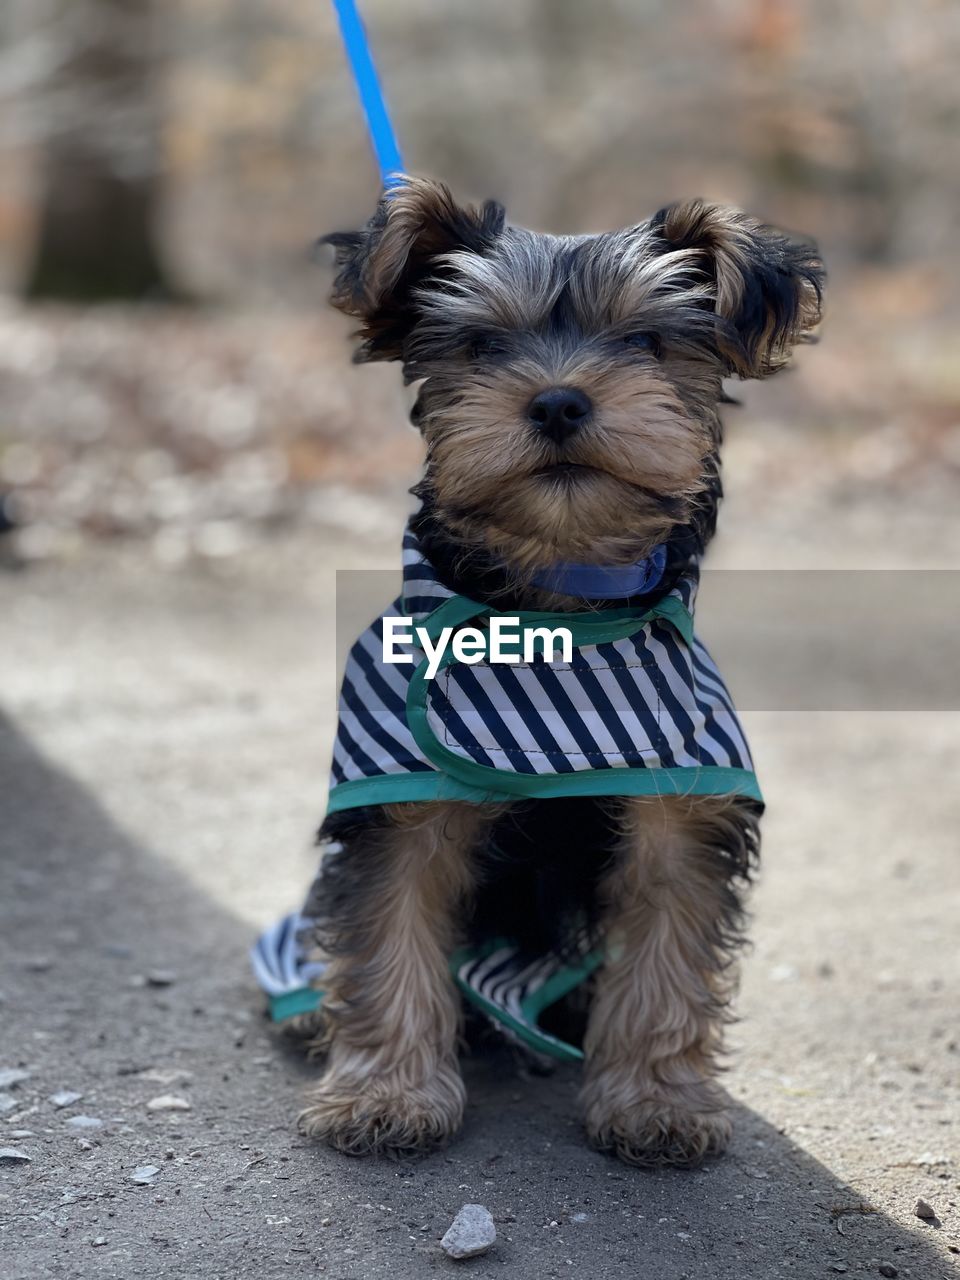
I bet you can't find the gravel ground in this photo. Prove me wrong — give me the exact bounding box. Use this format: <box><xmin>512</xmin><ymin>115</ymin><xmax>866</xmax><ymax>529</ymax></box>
<box><xmin>1</xmin><ymin>509</ymin><xmax>959</xmax><ymax>1279</ymax></box>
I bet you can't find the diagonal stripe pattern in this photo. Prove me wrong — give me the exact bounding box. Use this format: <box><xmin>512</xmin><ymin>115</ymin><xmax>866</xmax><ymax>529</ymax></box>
<box><xmin>326</xmin><ymin>521</ymin><xmax>760</xmax><ymax>809</ymax></box>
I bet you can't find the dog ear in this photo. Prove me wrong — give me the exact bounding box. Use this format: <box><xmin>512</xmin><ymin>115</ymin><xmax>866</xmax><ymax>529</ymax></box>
<box><xmin>321</xmin><ymin>176</ymin><xmax>506</xmax><ymax>362</ymax></box>
<box><xmin>652</xmin><ymin>199</ymin><xmax>824</xmax><ymax>377</ymax></box>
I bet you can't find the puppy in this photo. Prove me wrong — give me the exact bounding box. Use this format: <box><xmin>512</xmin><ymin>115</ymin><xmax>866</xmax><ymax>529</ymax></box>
<box><xmin>297</xmin><ymin>177</ymin><xmax>823</xmax><ymax>1166</ymax></box>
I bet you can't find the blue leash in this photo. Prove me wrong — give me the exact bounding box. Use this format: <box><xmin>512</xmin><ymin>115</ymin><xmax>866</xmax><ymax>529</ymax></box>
<box><xmin>331</xmin><ymin>0</ymin><xmax>404</xmax><ymax>189</ymax></box>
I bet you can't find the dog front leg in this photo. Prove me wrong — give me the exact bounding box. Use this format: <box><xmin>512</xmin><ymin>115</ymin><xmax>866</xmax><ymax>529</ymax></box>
<box><xmin>299</xmin><ymin>801</ymin><xmax>492</xmax><ymax>1156</ymax></box>
<box><xmin>582</xmin><ymin>795</ymin><xmax>759</xmax><ymax>1167</ymax></box>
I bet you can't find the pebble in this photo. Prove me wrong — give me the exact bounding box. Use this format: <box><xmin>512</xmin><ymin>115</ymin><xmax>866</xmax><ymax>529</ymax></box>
<box><xmin>879</xmin><ymin>1265</ymin><xmax>898</xmax><ymax>1278</ymax></box>
<box><xmin>140</xmin><ymin>1067</ymin><xmax>192</xmax><ymax>1086</ymax></box>
<box><xmin>0</xmin><ymin>1093</ymin><xmax>18</xmax><ymax>1114</ymax></box>
<box><xmin>91</xmin><ymin>1237</ymin><xmax>107</xmax><ymax>1247</ymax></box>
<box><xmin>146</xmin><ymin>1094</ymin><xmax>191</xmax><ymax>1112</ymax></box>
<box><xmin>131</xmin><ymin>1164</ymin><xmax>160</xmax><ymax>1184</ymax></box>
<box><xmin>0</xmin><ymin>1148</ymin><xmax>31</xmax><ymax>1166</ymax></box>
<box><xmin>0</xmin><ymin>1068</ymin><xmax>31</xmax><ymax>1089</ymax></box>
<box><xmin>49</xmin><ymin>1090</ymin><xmax>83</xmax><ymax>1109</ymax></box>
<box><xmin>441</xmin><ymin>1204</ymin><xmax>496</xmax><ymax>1260</ymax></box>
<box><xmin>23</xmin><ymin>956</ymin><xmax>53</xmax><ymax>973</ymax></box>
<box><xmin>913</xmin><ymin>1197</ymin><xmax>936</xmax><ymax>1221</ymax></box>
<box><xmin>146</xmin><ymin>970</ymin><xmax>177</xmax><ymax>987</ymax></box>
<box><xmin>66</xmin><ymin>1115</ymin><xmax>103</xmax><ymax>1129</ymax></box>
<box><xmin>76</xmin><ymin>1139</ymin><xmax>95</xmax><ymax>1152</ymax></box>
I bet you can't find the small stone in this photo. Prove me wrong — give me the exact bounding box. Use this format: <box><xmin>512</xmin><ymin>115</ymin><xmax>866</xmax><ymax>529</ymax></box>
<box><xmin>140</xmin><ymin>1067</ymin><xmax>192</xmax><ymax>1086</ymax></box>
<box><xmin>146</xmin><ymin>970</ymin><xmax>177</xmax><ymax>988</ymax></box>
<box><xmin>91</xmin><ymin>1237</ymin><xmax>107</xmax><ymax>1247</ymax></box>
<box><xmin>23</xmin><ymin>956</ymin><xmax>53</xmax><ymax>972</ymax></box>
<box><xmin>0</xmin><ymin>1094</ymin><xmax>18</xmax><ymax>1114</ymax></box>
<box><xmin>146</xmin><ymin>1094</ymin><xmax>191</xmax><ymax>1112</ymax></box>
<box><xmin>0</xmin><ymin>1148</ymin><xmax>31</xmax><ymax>1166</ymax></box>
<box><xmin>830</xmin><ymin>1267</ymin><xmax>848</xmax><ymax>1275</ymax></box>
<box><xmin>570</xmin><ymin>1212</ymin><xmax>591</xmax><ymax>1223</ymax></box>
<box><xmin>879</xmin><ymin>1265</ymin><xmax>898</xmax><ymax>1278</ymax></box>
<box><xmin>441</xmin><ymin>1203</ymin><xmax>496</xmax><ymax>1260</ymax></box>
<box><xmin>76</xmin><ymin>1139</ymin><xmax>95</xmax><ymax>1152</ymax></box>
<box><xmin>913</xmin><ymin>1197</ymin><xmax>936</xmax><ymax>1220</ymax></box>
<box><xmin>0</xmin><ymin>1068</ymin><xmax>31</xmax><ymax>1089</ymax></box>
<box><xmin>49</xmin><ymin>1090</ymin><xmax>83</xmax><ymax>1109</ymax></box>
<box><xmin>131</xmin><ymin>1164</ymin><xmax>160</xmax><ymax>1184</ymax></box>
<box><xmin>66</xmin><ymin>1115</ymin><xmax>103</xmax><ymax>1129</ymax></box>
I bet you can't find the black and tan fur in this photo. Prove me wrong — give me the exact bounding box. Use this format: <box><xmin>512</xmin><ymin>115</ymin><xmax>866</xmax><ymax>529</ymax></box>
<box><xmin>298</xmin><ymin>177</ymin><xmax>822</xmax><ymax>1166</ymax></box>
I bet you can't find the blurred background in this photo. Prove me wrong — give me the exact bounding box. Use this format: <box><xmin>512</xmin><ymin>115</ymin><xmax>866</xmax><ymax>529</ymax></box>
<box><xmin>3</xmin><ymin>10</ymin><xmax>960</xmax><ymax>1269</ymax></box>
<box><xmin>1</xmin><ymin>0</ymin><xmax>959</xmax><ymax>563</ymax></box>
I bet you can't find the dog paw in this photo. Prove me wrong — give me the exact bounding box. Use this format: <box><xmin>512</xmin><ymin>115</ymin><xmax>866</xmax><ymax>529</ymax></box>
<box><xmin>298</xmin><ymin>1067</ymin><xmax>465</xmax><ymax>1157</ymax></box>
<box><xmin>585</xmin><ymin>1092</ymin><xmax>732</xmax><ymax>1168</ymax></box>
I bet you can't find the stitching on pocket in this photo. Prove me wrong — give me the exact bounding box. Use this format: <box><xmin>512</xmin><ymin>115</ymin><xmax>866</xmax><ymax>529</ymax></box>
<box><xmin>431</xmin><ymin>661</ymin><xmax>666</xmax><ymax>763</ymax></box>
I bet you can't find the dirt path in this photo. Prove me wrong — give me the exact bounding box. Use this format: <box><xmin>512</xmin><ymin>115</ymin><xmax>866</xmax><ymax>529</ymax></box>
<box><xmin>1</xmin><ymin>525</ymin><xmax>958</xmax><ymax>1279</ymax></box>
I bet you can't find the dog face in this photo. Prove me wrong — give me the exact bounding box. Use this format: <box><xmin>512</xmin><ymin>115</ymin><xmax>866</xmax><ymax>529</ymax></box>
<box><xmin>324</xmin><ymin>178</ymin><xmax>823</xmax><ymax>570</ymax></box>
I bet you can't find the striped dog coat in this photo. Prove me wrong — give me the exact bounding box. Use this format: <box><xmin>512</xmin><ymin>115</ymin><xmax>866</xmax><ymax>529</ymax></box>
<box><xmin>326</xmin><ymin>521</ymin><xmax>761</xmax><ymax>813</ymax></box>
<box><xmin>253</xmin><ymin>522</ymin><xmax>760</xmax><ymax>1057</ymax></box>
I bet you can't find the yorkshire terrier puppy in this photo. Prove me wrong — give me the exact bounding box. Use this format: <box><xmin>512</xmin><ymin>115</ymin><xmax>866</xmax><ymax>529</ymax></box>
<box><xmin>297</xmin><ymin>176</ymin><xmax>823</xmax><ymax>1166</ymax></box>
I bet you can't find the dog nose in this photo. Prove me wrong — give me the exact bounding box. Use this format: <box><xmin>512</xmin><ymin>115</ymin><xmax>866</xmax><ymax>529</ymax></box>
<box><xmin>527</xmin><ymin>387</ymin><xmax>592</xmax><ymax>444</ymax></box>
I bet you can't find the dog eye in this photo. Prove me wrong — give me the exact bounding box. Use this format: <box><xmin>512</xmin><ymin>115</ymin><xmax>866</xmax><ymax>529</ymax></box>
<box><xmin>623</xmin><ymin>332</ymin><xmax>661</xmax><ymax>357</ymax></box>
<box><xmin>469</xmin><ymin>333</ymin><xmax>509</xmax><ymax>360</ymax></box>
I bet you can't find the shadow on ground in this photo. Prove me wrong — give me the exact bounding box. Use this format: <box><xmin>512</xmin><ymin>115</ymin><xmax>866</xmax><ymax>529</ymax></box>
<box><xmin>0</xmin><ymin>713</ymin><xmax>952</xmax><ymax>1279</ymax></box>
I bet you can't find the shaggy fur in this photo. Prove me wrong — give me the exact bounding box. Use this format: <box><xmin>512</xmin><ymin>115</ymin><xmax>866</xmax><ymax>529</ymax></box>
<box><xmin>582</xmin><ymin>794</ymin><xmax>760</xmax><ymax>1166</ymax></box>
<box><xmin>300</xmin><ymin>802</ymin><xmax>496</xmax><ymax>1155</ymax></box>
<box><xmin>299</xmin><ymin>176</ymin><xmax>824</xmax><ymax>1165</ymax></box>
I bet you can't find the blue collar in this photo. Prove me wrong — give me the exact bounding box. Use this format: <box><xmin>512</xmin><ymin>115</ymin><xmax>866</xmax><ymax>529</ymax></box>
<box><xmin>529</xmin><ymin>544</ymin><xmax>668</xmax><ymax>600</ymax></box>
